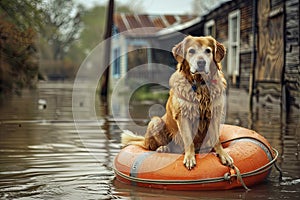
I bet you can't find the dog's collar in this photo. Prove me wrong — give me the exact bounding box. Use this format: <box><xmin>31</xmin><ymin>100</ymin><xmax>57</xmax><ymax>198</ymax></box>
<box><xmin>192</xmin><ymin>79</ymin><xmax>217</xmax><ymax>92</ymax></box>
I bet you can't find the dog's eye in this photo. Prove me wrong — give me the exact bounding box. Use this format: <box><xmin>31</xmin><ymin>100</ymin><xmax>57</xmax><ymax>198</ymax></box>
<box><xmin>205</xmin><ymin>48</ymin><xmax>211</xmax><ymax>54</ymax></box>
<box><xmin>188</xmin><ymin>48</ymin><xmax>195</xmax><ymax>54</ymax></box>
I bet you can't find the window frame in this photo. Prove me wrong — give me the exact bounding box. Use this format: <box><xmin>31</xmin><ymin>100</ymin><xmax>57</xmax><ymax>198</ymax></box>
<box><xmin>112</xmin><ymin>48</ymin><xmax>121</xmax><ymax>78</ymax></box>
<box><xmin>228</xmin><ymin>10</ymin><xmax>241</xmax><ymax>76</ymax></box>
<box><xmin>204</xmin><ymin>19</ymin><xmax>216</xmax><ymax>37</ymax></box>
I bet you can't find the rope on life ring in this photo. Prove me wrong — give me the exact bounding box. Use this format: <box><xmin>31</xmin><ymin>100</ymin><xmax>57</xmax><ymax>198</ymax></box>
<box><xmin>221</xmin><ymin>136</ymin><xmax>283</xmax><ymax>190</ymax></box>
<box><xmin>232</xmin><ymin>164</ymin><xmax>250</xmax><ymax>191</ymax></box>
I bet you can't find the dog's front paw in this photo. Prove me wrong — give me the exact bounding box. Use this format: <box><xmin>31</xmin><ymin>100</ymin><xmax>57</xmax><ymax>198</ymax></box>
<box><xmin>156</xmin><ymin>145</ymin><xmax>170</xmax><ymax>153</ymax></box>
<box><xmin>218</xmin><ymin>152</ymin><xmax>234</xmax><ymax>167</ymax></box>
<box><xmin>183</xmin><ymin>152</ymin><xmax>196</xmax><ymax>170</ymax></box>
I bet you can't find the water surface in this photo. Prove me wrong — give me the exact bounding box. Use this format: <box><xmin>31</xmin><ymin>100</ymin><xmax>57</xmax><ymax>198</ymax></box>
<box><xmin>0</xmin><ymin>82</ymin><xmax>299</xmax><ymax>199</ymax></box>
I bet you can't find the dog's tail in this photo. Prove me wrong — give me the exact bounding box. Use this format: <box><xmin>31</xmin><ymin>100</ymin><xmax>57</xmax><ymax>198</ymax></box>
<box><xmin>121</xmin><ymin>130</ymin><xmax>145</xmax><ymax>148</ymax></box>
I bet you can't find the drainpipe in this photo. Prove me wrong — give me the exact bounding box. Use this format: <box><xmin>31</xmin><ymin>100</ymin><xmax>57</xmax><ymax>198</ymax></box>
<box><xmin>249</xmin><ymin>0</ymin><xmax>257</xmax><ymax>111</ymax></box>
<box><xmin>101</xmin><ymin>0</ymin><xmax>114</xmax><ymax>98</ymax></box>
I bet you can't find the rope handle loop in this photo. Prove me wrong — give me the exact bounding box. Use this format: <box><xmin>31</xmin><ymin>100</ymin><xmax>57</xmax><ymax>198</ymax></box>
<box><xmin>232</xmin><ymin>164</ymin><xmax>251</xmax><ymax>191</ymax></box>
<box><xmin>223</xmin><ymin>165</ymin><xmax>251</xmax><ymax>191</ymax></box>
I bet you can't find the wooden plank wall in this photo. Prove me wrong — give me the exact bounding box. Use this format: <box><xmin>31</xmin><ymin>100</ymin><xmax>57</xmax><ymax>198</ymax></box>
<box><xmin>239</xmin><ymin>1</ymin><xmax>254</xmax><ymax>89</ymax></box>
<box><xmin>284</xmin><ymin>0</ymin><xmax>300</xmax><ymax>112</ymax></box>
<box><xmin>255</xmin><ymin>0</ymin><xmax>284</xmax><ymax>106</ymax></box>
<box><xmin>256</xmin><ymin>0</ymin><xmax>284</xmax><ymax>82</ymax></box>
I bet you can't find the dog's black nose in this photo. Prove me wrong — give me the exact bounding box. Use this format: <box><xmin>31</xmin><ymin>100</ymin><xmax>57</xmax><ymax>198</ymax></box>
<box><xmin>197</xmin><ymin>59</ymin><xmax>206</xmax><ymax>71</ymax></box>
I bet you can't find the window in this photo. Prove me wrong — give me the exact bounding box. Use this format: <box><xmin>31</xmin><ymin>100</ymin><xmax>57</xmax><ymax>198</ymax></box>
<box><xmin>127</xmin><ymin>46</ymin><xmax>148</xmax><ymax>70</ymax></box>
<box><xmin>112</xmin><ymin>48</ymin><xmax>121</xmax><ymax>78</ymax></box>
<box><xmin>228</xmin><ymin>10</ymin><xmax>240</xmax><ymax>76</ymax></box>
<box><xmin>204</xmin><ymin>20</ymin><xmax>216</xmax><ymax>37</ymax></box>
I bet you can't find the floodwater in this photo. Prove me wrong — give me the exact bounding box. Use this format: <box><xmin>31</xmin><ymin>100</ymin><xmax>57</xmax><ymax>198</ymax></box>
<box><xmin>0</xmin><ymin>82</ymin><xmax>299</xmax><ymax>199</ymax></box>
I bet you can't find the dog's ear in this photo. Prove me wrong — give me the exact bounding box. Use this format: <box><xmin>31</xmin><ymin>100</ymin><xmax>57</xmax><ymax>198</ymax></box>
<box><xmin>214</xmin><ymin>41</ymin><xmax>226</xmax><ymax>63</ymax></box>
<box><xmin>172</xmin><ymin>36</ymin><xmax>191</xmax><ymax>63</ymax></box>
<box><xmin>172</xmin><ymin>41</ymin><xmax>184</xmax><ymax>63</ymax></box>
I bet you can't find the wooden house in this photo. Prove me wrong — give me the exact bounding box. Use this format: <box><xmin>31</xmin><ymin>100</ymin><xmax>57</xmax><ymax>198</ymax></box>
<box><xmin>198</xmin><ymin>0</ymin><xmax>299</xmax><ymax>111</ymax></box>
<box><xmin>110</xmin><ymin>0</ymin><xmax>299</xmax><ymax>111</ymax></box>
<box><xmin>110</xmin><ymin>14</ymin><xmax>199</xmax><ymax>91</ymax></box>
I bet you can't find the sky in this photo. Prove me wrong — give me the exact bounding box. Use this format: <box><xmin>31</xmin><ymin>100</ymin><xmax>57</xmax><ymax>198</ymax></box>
<box><xmin>74</xmin><ymin>0</ymin><xmax>194</xmax><ymax>14</ymax></box>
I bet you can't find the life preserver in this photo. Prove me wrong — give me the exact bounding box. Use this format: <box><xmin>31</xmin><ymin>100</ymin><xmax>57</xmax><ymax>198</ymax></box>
<box><xmin>113</xmin><ymin>124</ymin><xmax>279</xmax><ymax>190</ymax></box>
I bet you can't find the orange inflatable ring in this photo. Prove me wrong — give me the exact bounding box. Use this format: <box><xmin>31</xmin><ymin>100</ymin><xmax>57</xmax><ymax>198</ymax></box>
<box><xmin>113</xmin><ymin>125</ymin><xmax>279</xmax><ymax>190</ymax></box>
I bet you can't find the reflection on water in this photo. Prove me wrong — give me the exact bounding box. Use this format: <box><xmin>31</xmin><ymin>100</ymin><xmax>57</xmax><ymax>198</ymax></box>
<box><xmin>0</xmin><ymin>82</ymin><xmax>299</xmax><ymax>199</ymax></box>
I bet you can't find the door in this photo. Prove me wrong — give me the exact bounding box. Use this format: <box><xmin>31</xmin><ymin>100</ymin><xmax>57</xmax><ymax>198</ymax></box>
<box><xmin>256</xmin><ymin>0</ymin><xmax>284</xmax><ymax>82</ymax></box>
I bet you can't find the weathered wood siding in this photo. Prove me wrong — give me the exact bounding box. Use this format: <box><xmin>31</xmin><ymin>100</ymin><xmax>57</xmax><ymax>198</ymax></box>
<box><xmin>198</xmin><ymin>0</ymin><xmax>299</xmax><ymax>109</ymax></box>
<box><xmin>256</xmin><ymin>0</ymin><xmax>284</xmax><ymax>82</ymax></box>
<box><xmin>284</xmin><ymin>0</ymin><xmax>300</xmax><ymax>110</ymax></box>
<box><xmin>255</xmin><ymin>0</ymin><xmax>284</xmax><ymax>105</ymax></box>
<box><xmin>239</xmin><ymin>2</ymin><xmax>254</xmax><ymax>89</ymax></box>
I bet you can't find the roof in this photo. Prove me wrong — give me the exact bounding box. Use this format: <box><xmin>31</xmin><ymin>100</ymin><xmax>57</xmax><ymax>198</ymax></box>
<box><xmin>113</xmin><ymin>14</ymin><xmax>198</xmax><ymax>36</ymax></box>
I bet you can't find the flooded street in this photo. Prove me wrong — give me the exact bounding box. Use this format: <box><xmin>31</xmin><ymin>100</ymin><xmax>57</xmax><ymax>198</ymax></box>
<box><xmin>0</xmin><ymin>82</ymin><xmax>299</xmax><ymax>199</ymax></box>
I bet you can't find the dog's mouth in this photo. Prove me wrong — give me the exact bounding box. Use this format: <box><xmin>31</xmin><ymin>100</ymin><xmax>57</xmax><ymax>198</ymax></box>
<box><xmin>191</xmin><ymin>70</ymin><xmax>209</xmax><ymax>75</ymax></box>
<box><xmin>190</xmin><ymin>60</ymin><xmax>210</xmax><ymax>75</ymax></box>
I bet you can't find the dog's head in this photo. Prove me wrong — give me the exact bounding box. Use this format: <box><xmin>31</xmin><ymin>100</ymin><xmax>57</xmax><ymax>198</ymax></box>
<box><xmin>172</xmin><ymin>36</ymin><xmax>226</xmax><ymax>77</ymax></box>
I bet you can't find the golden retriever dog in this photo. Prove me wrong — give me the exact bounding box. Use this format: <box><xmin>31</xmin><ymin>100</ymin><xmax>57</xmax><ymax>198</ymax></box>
<box><xmin>122</xmin><ymin>36</ymin><xmax>233</xmax><ymax>170</ymax></box>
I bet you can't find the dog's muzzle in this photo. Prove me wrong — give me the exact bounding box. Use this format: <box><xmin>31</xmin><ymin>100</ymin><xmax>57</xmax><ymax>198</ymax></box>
<box><xmin>197</xmin><ymin>59</ymin><xmax>206</xmax><ymax>71</ymax></box>
<box><xmin>194</xmin><ymin>59</ymin><xmax>209</xmax><ymax>74</ymax></box>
